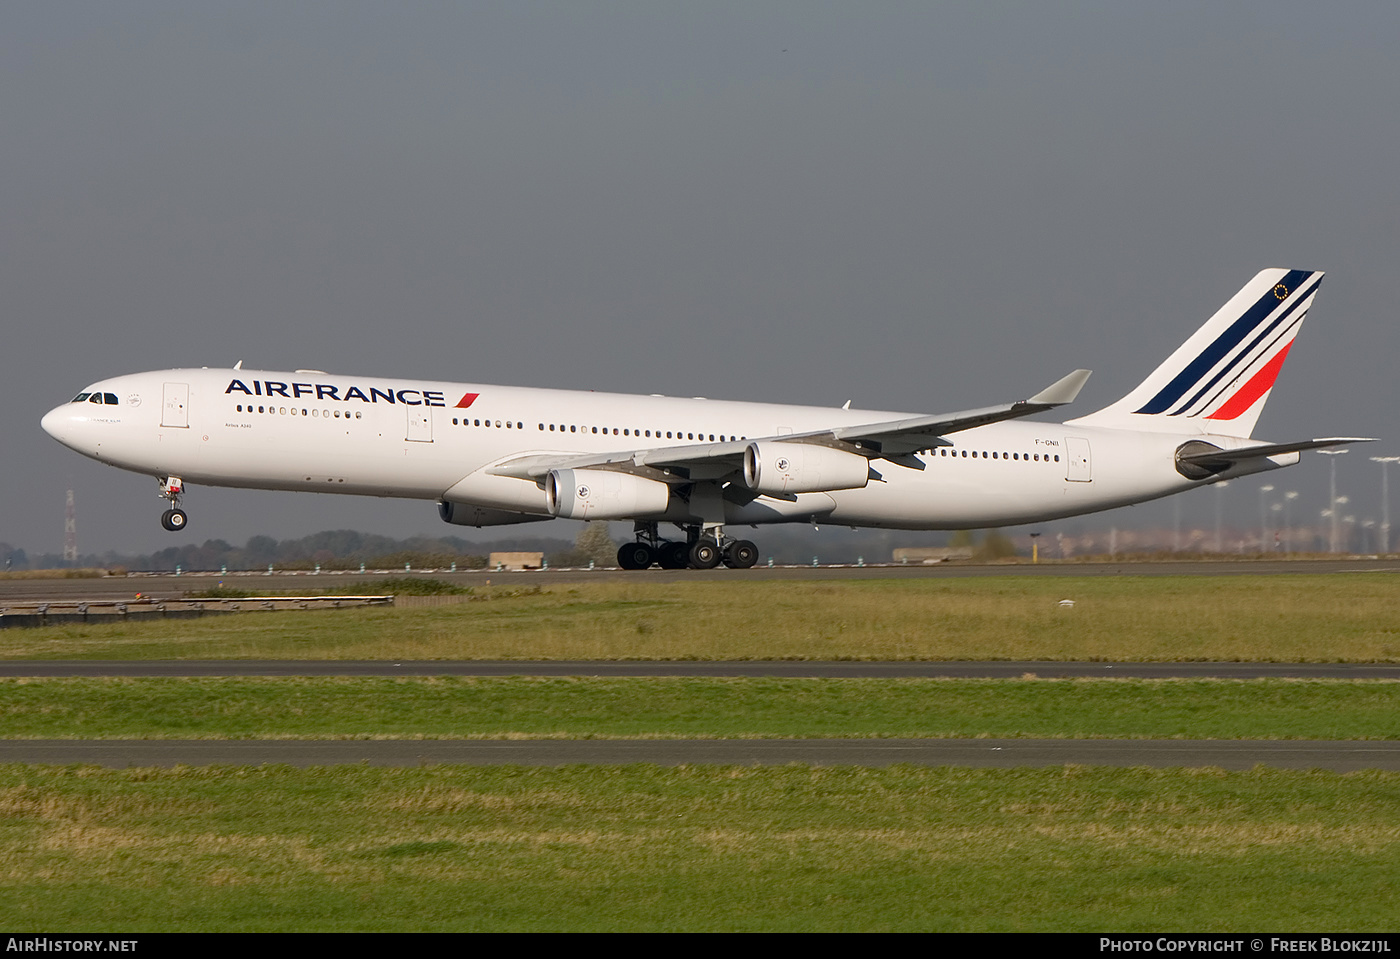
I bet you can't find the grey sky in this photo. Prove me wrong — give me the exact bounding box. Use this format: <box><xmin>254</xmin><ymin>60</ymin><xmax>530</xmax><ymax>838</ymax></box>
<box><xmin>4</xmin><ymin>2</ymin><xmax>1397</xmax><ymax>556</ymax></box>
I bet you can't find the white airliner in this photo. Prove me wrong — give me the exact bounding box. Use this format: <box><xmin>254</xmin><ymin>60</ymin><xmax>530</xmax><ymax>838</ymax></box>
<box><xmin>42</xmin><ymin>269</ymin><xmax>1367</xmax><ymax>569</ymax></box>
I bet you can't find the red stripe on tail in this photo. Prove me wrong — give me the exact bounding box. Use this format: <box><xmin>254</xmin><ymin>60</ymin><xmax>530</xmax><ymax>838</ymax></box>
<box><xmin>1205</xmin><ymin>341</ymin><xmax>1293</xmax><ymax>421</ymax></box>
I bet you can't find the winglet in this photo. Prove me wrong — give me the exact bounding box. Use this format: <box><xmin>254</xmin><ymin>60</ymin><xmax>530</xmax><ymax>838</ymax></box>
<box><xmin>1027</xmin><ymin>369</ymin><xmax>1092</xmax><ymax>406</ymax></box>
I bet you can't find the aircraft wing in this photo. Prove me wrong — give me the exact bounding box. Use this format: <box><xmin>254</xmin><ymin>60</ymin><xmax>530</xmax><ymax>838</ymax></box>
<box><xmin>486</xmin><ymin>369</ymin><xmax>1091</xmax><ymax>481</ymax></box>
<box><xmin>487</xmin><ymin>441</ymin><xmax>749</xmax><ymax>483</ymax></box>
<box><xmin>812</xmin><ymin>368</ymin><xmax>1092</xmax><ymax>456</ymax></box>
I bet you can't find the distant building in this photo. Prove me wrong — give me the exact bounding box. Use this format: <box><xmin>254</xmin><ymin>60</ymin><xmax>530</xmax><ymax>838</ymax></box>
<box><xmin>488</xmin><ymin>551</ymin><xmax>544</xmax><ymax>570</ymax></box>
<box><xmin>892</xmin><ymin>547</ymin><xmax>973</xmax><ymax>564</ymax></box>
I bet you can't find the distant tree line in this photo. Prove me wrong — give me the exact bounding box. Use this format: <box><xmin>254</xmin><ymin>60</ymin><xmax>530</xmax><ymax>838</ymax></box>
<box><xmin>9</xmin><ymin>524</ymin><xmax>961</xmax><ymax>572</ymax></box>
<box><xmin>13</xmin><ymin>530</ymin><xmax>576</xmax><ymax>573</ymax></box>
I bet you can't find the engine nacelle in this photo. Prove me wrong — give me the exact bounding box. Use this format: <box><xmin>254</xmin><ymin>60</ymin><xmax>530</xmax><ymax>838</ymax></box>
<box><xmin>743</xmin><ymin>441</ymin><xmax>871</xmax><ymax>495</ymax></box>
<box><xmin>546</xmin><ymin>468</ymin><xmax>672</xmax><ymax>521</ymax></box>
<box><xmin>438</xmin><ymin>502</ymin><xmax>552</xmax><ymax>528</ymax></box>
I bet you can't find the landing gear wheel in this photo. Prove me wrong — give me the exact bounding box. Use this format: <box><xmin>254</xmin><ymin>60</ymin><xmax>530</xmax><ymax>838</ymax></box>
<box><xmin>161</xmin><ymin>508</ymin><xmax>188</xmax><ymax>532</ymax></box>
<box><xmin>658</xmin><ymin>542</ymin><xmax>691</xmax><ymax>569</ymax></box>
<box><xmin>617</xmin><ymin>542</ymin><xmax>654</xmax><ymax>570</ymax></box>
<box><xmin>722</xmin><ymin>539</ymin><xmax>759</xmax><ymax>569</ymax></box>
<box><xmin>689</xmin><ymin>538</ymin><xmax>722</xmax><ymax>569</ymax></box>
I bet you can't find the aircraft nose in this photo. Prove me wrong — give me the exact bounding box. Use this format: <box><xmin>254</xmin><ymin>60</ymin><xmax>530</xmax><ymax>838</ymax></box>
<box><xmin>41</xmin><ymin>404</ymin><xmax>81</xmax><ymax>448</ymax></box>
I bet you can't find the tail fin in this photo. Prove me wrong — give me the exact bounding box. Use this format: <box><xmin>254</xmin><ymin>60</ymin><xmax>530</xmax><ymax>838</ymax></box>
<box><xmin>1066</xmin><ymin>269</ymin><xmax>1324</xmax><ymax>438</ymax></box>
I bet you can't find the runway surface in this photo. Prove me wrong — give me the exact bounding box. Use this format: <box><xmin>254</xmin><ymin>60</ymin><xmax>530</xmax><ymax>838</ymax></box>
<box><xmin>3</xmin><ymin>660</ymin><xmax>1398</xmax><ymax>679</ymax></box>
<box><xmin>4</xmin><ymin>557</ymin><xmax>1398</xmax><ymax>602</ymax></box>
<box><xmin>1</xmin><ymin>738</ymin><xmax>1394</xmax><ymax>771</ymax></box>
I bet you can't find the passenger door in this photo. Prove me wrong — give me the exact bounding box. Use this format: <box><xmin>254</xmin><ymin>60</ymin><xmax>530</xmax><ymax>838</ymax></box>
<box><xmin>161</xmin><ymin>383</ymin><xmax>189</xmax><ymax>428</ymax></box>
<box><xmin>1064</xmin><ymin>436</ymin><xmax>1092</xmax><ymax>482</ymax></box>
<box><xmin>406</xmin><ymin>406</ymin><xmax>433</xmax><ymax>443</ymax></box>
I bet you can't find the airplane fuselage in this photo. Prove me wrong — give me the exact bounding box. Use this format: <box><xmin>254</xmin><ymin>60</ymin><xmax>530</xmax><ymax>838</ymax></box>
<box><xmin>41</xmin><ymin>367</ymin><xmax>1284</xmax><ymax>532</ymax></box>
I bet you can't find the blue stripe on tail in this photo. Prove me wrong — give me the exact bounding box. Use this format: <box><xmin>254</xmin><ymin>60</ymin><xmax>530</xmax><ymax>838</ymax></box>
<box><xmin>1134</xmin><ymin>269</ymin><xmax>1313</xmax><ymax>415</ymax></box>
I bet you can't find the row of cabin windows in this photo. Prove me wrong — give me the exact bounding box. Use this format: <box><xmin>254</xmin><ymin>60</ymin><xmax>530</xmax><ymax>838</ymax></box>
<box><xmin>230</xmin><ymin>400</ymin><xmax>746</xmax><ymax>442</ymax></box>
<box><xmin>926</xmin><ymin>448</ymin><xmax>1060</xmax><ymax>462</ymax></box>
<box><xmin>227</xmin><ymin>400</ymin><xmax>1049</xmax><ymax>457</ymax></box>
<box><xmin>236</xmin><ymin>404</ymin><xmax>362</xmax><ymax>419</ymax></box>
<box><xmin>453</xmin><ymin>418</ymin><xmax>525</xmax><ymax>429</ymax></box>
<box><xmin>451</xmin><ymin>418</ymin><xmax>746</xmax><ymax>443</ymax></box>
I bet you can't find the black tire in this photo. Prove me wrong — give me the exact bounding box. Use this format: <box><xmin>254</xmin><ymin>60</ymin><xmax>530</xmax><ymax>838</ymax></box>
<box><xmin>689</xmin><ymin>538</ymin><xmax>722</xmax><ymax>569</ymax></box>
<box><xmin>658</xmin><ymin>542</ymin><xmax>690</xmax><ymax>569</ymax></box>
<box><xmin>617</xmin><ymin>543</ymin><xmax>654</xmax><ymax>570</ymax></box>
<box><xmin>723</xmin><ymin>539</ymin><xmax>759</xmax><ymax>569</ymax></box>
<box><xmin>161</xmin><ymin>508</ymin><xmax>187</xmax><ymax>532</ymax></box>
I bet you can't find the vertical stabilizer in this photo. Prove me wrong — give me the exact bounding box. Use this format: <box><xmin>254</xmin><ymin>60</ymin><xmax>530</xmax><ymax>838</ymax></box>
<box><xmin>1066</xmin><ymin>269</ymin><xmax>1323</xmax><ymax>438</ymax></box>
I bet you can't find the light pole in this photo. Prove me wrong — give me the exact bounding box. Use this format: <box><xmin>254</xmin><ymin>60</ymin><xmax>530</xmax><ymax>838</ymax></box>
<box><xmin>1259</xmin><ymin>484</ymin><xmax>1275</xmax><ymax>553</ymax></box>
<box><xmin>1173</xmin><ymin>497</ymin><xmax>1181</xmax><ymax>553</ymax></box>
<box><xmin>1369</xmin><ymin>456</ymin><xmax>1400</xmax><ymax>555</ymax></box>
<box><xmin>1284</xmin><ymin>491</ymin><xmax>1298</xmax><ymax>555</ymax></box>
<box><xmin>1318</xmin><ymin>449</ymin><xmax>1349</xmax><ymax>553</ymax></box>
<box><xmin>1214</xmin><ymin>481</ymin><xmax>1230</xmax><ymax>553</ymax></box>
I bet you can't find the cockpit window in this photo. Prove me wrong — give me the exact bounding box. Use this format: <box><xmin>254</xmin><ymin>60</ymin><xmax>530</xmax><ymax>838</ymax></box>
<box><xmin>103</xmin><ymin>393</ymin><xmax>118</xmax><ymax>405</ymax></box>
<box><xmin>88</xmin><ymin>394</ymin><xmax>104</xmax><ymax>404</ymax></box>
<box><xmin>71</xmin><ymin>393</ymin><xmax>91</xmax><ymax>403</ymax></box>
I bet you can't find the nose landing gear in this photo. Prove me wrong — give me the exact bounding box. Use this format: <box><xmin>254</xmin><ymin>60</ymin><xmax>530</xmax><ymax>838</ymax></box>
<box><xmin>158</xmin><ymin>477</ymin><xmax>188</xmax><ymax>532</ymax></box>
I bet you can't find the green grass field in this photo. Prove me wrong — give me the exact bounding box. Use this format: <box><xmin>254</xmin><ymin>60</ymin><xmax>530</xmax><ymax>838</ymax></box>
<box><xmin>3</xmin><ymin>573</ymin><xmax>1398</xmax><ymax>930</ymax></box>
<box><xmin>1</xmin><ymin>676</ymin><xmax>1398</xmax><ymax>740</ymax></box>
<box><xmin>2</xmin><ymin>764</ymin><xmax>1398</xmax><ymax>932</ymax></box>
<box><xmin>5</xmin><ymin>574</ymin><xmax>1400</xmax><ymax>661</ymax></box>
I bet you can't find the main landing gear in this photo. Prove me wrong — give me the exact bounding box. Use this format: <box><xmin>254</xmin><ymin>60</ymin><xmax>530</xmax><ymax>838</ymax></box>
<box><xmin>158</xmin><ymin>476</ymin><xmax>188</xmax><ymax>532</ymax></box>
<box><xmin>616</xmin><ymin>522</ymin><xmax>759</xmax><ymax>570</ymax></box>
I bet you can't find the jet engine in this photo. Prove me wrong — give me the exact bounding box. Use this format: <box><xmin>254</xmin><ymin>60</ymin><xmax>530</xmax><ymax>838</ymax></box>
<box><xmin>438</xmin><ymin>502</ymin><xmax>553</xmax><ymax>528</ymax></box>
<box><xmin>743</xmin><ymin>441</ymin><xmax>871</xmax><ymax>495</ymax></box>
<box><xmin>545</xmin><ymin>468</ymin><xmax>672</xmax><ymax>521</ymax></box>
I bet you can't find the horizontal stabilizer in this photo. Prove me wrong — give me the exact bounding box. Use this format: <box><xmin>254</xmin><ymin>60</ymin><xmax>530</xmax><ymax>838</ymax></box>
<box><xmin>1175</xmin><ymin>437</ymin><xmax>1374</xmax><ymax>479</ymax></box>
<box><xmin>1177</xmin><ymin>437</ymin><xmax>1374</xmax><ymax>467</ymax></box>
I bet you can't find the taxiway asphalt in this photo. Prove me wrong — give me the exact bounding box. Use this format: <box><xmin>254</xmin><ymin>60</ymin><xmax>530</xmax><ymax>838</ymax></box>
<box><xmin>1</xmin><ymin>738</ymin><xmax>1394</xmax><ymax>771</ymax></box>
<box><xmin>2</xmin><ymin>660</ymin><xmax>1398</xmax><ymax>679</ymax></box>
<box><xmin>3</xmin><ymin>557</ymin><xmax>1398</xmax><ymax>602</ymax></box>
